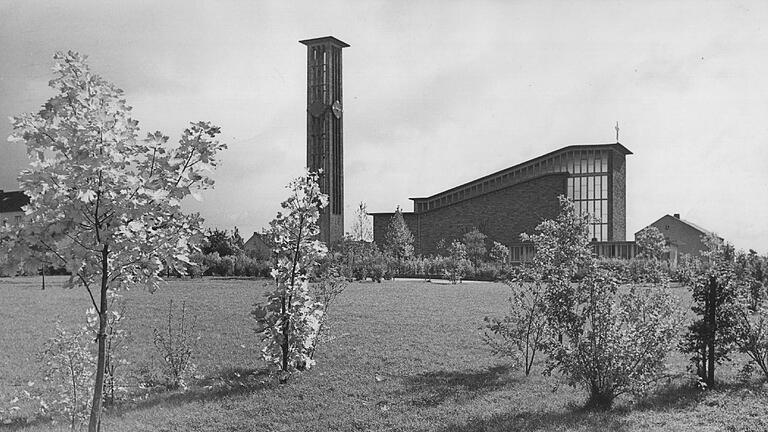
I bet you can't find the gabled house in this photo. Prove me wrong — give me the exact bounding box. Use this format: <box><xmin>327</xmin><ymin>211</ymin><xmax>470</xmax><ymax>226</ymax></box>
<box><xmin>638</xmin><ymin>213</ymin><xmax>719</xmax><ymax>264</ymax></box>
<box><xmin>244</xmin><ymin>232</ymin><xmax>272</xmax><ymax>261</ymax></box>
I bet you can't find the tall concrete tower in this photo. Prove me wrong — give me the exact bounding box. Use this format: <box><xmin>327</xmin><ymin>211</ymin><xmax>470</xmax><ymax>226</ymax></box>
<box><xmin>299</xmin><ymin>36</ymin><xmax>349</xmax><ymax>246</ymax></box>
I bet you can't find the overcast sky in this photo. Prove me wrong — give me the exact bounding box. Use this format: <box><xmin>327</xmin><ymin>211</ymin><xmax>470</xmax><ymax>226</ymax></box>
<box><xmin>1</xmin><ymin>0</ymin><xmax>767</xmax><ymax>253</ymax></box>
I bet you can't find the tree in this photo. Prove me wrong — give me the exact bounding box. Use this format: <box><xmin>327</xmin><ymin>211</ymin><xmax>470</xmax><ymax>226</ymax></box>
<box><xmin>3</xmin><ymin>51</ymin><xmax>225</xmax><ymax>431</ymax></box>
<box><xmin>231</xmin><ymin>226</ymin><xmax>245</xmax><ymax>251</ymax></box>
<box><xmin>679</xmin><ymin>234</ymin><xmax>741</xmax><ymax>387</ymax></box>
<box><xmin>202</xmin><ymin>228</ymin><xmax>238</xmax><ymax>256</ymax></box>
<box><xmin>444</xmin><ymin>239</ymin><xmax>470</xmax><ymax>284</ymax></box>
<box><xmin>349</xmin><ymin>201</ymin><xmax>373</xmax><ymax>242</ymax></box>
<box><xmin>382</xmin><ymin>206</ymin><xmax>414</xmax><ymax>260</ymax></box>
<box><xmin>251</xmin><ymin>172</ymin><xmax>327</xmax><ymax>378</ymax></box>
<box><xmin>489</xmin><ymin>241</ymin><xmax>510</xmax><ymax>264</ymax></box>
<box><xmin>462</xmin><ymin>228</ymin><xmax>487</xmax><ymax>265</ymax></box>
<box><xmin>636</xmin><ymin>226</ymin><xmax>667</xmax><ymax>260</ymax></box>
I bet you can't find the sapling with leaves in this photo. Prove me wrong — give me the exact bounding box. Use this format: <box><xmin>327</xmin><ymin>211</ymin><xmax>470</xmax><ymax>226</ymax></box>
<box><xmin>679</xmin><ymin>234</ymin><xmax>741</xmax><ymax>387</ymax></box>
<box><xmin>2</xmin><ymin>51</ymin><xmax>225</xmax><ymax>431</ymax></box>
<box><xmin>251</xmin><ymin>172</ymin><xmax>328</xmax><ymax>379</ymax></box>
<box><xmin>483</xmin><ymin>266</ymin><xmax>548</xmax><ymax>376</ymax></box>
<box><xmin>153</xmin><ymin>300</ymin><xmax>199</xmax><ymax>389</ymax></box>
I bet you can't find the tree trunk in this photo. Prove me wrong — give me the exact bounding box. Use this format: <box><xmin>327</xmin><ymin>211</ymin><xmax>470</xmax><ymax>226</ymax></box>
<box><xmin>88</xmin><ymin>246</ymin><xmax>109</xmax><ymax>432</ymax></box>
<box><xmin>706</xmin><ymin>276</ymin><xmax>717</xmax><ymax>386</ymax></box>
<box><xmin>41</xmin><ymin>265</ymin><xmax>46</xmax><ymax>290</ymax></box>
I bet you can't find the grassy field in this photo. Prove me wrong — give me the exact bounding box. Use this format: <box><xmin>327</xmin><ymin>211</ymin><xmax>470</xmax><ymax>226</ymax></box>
<box><xmin>1</xmin><ymin>276</ymin><xmax>767</xmax><ymax>431</ymax></box>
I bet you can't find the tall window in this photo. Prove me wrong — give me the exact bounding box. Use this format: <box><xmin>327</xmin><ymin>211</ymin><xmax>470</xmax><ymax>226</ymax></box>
<box><xmin>566</xmin><ymin>150</ymin><xmax>609</xmax><ymax>241</ymax></box>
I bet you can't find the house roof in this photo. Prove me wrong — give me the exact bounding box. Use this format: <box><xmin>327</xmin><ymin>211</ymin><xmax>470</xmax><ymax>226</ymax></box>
<box><xmin>640</xmin><ymin>214</ymin><xmax>716</xmax><ymax>237</ymax></box>
<box><xmin>0</xmin><ymin>190</ymin><xmax>29</xmax><ymax>213</ymax></box>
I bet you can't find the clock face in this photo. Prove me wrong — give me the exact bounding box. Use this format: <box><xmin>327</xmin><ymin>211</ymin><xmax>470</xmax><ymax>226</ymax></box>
<box><xmin>308</xmin><ymin>100</ymin><xmax>326</xmax><ymax>118</ymax></box>
<box><xmin>331</xmin><ymin>100</ymin><xmax>343</xmax><ymax>119</ymax></box>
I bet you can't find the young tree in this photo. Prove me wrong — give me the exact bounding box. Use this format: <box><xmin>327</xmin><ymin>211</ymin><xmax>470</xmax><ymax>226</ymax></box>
<box><xmin>444</xmin><ymin>239</ymin><xmax>470</xmax><ymax>284</ymax></box>
<box><xmin>349</xmin><ymin>201</ymin><xmax>373</xmax><ymax>242</ymax></box>
<box><xmin>251</xmin><ymin>172</ymin><xmax>328</xmax><ymax>378</ymax></box>
<box><xmin>679</xmin><ymin>234</ymin><xmax>741</xmax><ymax>387</ymax></box>
<box><xmin>483</xmin><ymin>269</ymin><xmax>548</xmax><ymax>376</ymax></box>
<box><xmin>636</xmin><ymin>226</ymin><xmax>667</xmax><ymax>260</ymax></box>
<box><xmin>462</xmin><ymin>228</ymin><xmax>487</xmax><ymax>265</ymax></box>
<box><xmin>489</xmin><ymin>241</ymin><xmax>510</xmax><ymax>265</ymax></box>
<box><xmin>3</xmin><ymin>51</ymin><xmax>225</xmax><ymax>431</ymax></box>
<box><xmin>383</xmin><ymin>206</ymin><xmax>414</xmax><ymax>260</ymax></box>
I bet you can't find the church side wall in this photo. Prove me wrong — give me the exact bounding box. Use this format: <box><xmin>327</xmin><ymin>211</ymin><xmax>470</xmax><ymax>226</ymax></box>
<box><xmin>414</xmin><ymin>173</ymin><xmax>567</xmax><ymax>256</ymax></box>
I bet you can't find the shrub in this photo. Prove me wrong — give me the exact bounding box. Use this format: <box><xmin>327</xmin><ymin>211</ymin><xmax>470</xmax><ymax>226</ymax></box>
<box><xmin>153</xmin><ymin>300</ymin><xmax>199</xmax><ymax>390</ymax></box>
<box><xmin>734</xmin><ymin>300</ymin><xmax>768</xmax><ymax>380</ymax></box>
<box><xmin>546</xmin><ymin>269</ymin><xmax>682</xmax><ymax>409</ymax></box>
<box><xmin>483</xmin><ymin>274</ymin><xmax>548</xmax><ymax>376</ymax></box>
<box><xmin>40</xmin><ymin>323</ymin><xmax>95</xmax><ymax>430</ymax></box>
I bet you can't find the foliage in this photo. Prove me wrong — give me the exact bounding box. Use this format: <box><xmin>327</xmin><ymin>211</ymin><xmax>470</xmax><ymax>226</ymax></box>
<box><xmin>733</xmin><ymin>300</ymin><xmax>768</xmax><ymax>380</ymax></box>
<box><xmin>309</xmin><ymin>262</ymin><xmax>348</xmax><ymax>357</ymax></box>
<box><xmin>489</xmin><ymin>241</ymin><xmax>510</xmax><ymax>264</ymax></box>
<box><xmin>2</xmin><ymin>51</ymin><xmax>225</xmax><ymax>431</ymax></box>
<box><xmin>731</xmin><ymin>250</ymin><xmax>768</xmax><ymax>380</ymax></box>
<box><xmin>152</xmin><ymin>300</ymin><xmax>199</xmax><ymax>390</ymax></box>
<box><xmin>483</xmin><ymin>272</ymin><xmax>548</xmax><ymax>376</ymax></box>
<box><xmin>41</xmin><ymin>323</ymin><xmax>95</xmax><ymax>430</ymax></box>
<box><xmin>336</xmin><ymin>238</ymin><xmax>387</xmax><ymax>282</ymax></box>
<box><xmin>595</xmin><ymin>257</ymin><xmax>671</xmax><ymax>284</ymax></box>
<box><xmin>382</xmin><ymin>207</ymin><xmax>414</xmax><ymax>261</ymax></box>
<box><xmin>679</xmin><ymin>234</ymin><xmax>741</xmax><ymax>386</ymax></box>
<box><xmin>545</xmin><ymin>269</ymin><xmax>682</xmax><ymax>409</ymax></box>
<box><xmin>201</xmin><ymin>227</ymin><xmax>243</xmax><ymax>257</ymax></box>
<box><xmin>521</xmin><ymin>196</ymin><xmax>593</xmax><ymax>333</ymax></box>
<box><xmin>635</xmin><ymin>226</ymin><xmax>667</xmax><ymax>260</ymax></box>
<box><xmin>443</xmin><ymin>240</ymin><xmax>471</xmax><ymax>284</ymax></box>
<box><xmin>251</xmin><ymin>172</ymin><xmax>327</xmax><ymax>376</ymax></box>
<box><xmin>349</xmin><ymin>202</ymin><xmax>373</xmax><ymax>242</ymax></box>
<box><xmin>462</xmin><ymin>228</ymin><xmax>487</xmax><ymax>264</ymax></box>
<box><xmin>196</xmin><ymin>252</ymin><xmax>271</xmax><ymax>277</ymax></box>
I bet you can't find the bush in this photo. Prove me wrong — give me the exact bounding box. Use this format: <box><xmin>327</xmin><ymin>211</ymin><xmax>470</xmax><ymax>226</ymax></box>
<box><xmin>546</xmin><ymin>269</ymin><xmax>682</xmax><ymax>409</ymax></box>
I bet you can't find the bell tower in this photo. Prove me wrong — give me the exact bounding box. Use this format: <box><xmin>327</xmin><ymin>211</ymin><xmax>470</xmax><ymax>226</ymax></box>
<box><xmin>300</xmin><ymin>36</ymin><xmax>349</xmax><ymax>246</ymax></box>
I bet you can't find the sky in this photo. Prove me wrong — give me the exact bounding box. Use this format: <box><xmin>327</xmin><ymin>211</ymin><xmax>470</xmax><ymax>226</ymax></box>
<box><xmin>0</xmin><ymin>0</ymin><xmax>767</xmax><ymax>253</ymax></box>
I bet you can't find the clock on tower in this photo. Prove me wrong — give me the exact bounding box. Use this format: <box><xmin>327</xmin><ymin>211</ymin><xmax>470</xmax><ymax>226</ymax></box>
<box><xmin>299</xmin><ymin>36</ymin><xmax>349</xmax><ymax>246</ymax></box>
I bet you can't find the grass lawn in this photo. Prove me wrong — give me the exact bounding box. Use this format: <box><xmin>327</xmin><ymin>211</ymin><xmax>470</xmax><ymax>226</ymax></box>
<box><xmin>1</xmin><ymin>276</ymin><xmax>767</xmax><ymax>431</ymax></box>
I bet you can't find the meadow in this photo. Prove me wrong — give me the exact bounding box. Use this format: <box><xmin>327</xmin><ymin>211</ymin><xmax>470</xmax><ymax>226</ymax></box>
<box><xmin>1</xmin><ymin>276</ymin><xmax>767</xmax><ymax>431</ymax></box>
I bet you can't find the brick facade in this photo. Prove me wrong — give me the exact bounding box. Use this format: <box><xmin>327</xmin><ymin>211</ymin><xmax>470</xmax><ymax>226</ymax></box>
<box><xmin>373</xmin><ymin>173</ymin><xmax>567</xmax><ymax>256</ymax></box>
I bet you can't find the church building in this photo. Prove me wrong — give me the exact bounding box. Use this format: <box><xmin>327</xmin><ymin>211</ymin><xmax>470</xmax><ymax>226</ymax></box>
<box><xmin>371</xmin><ymin>142</ymin><xmax>633</xmax><ymax>259</ymax></box>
